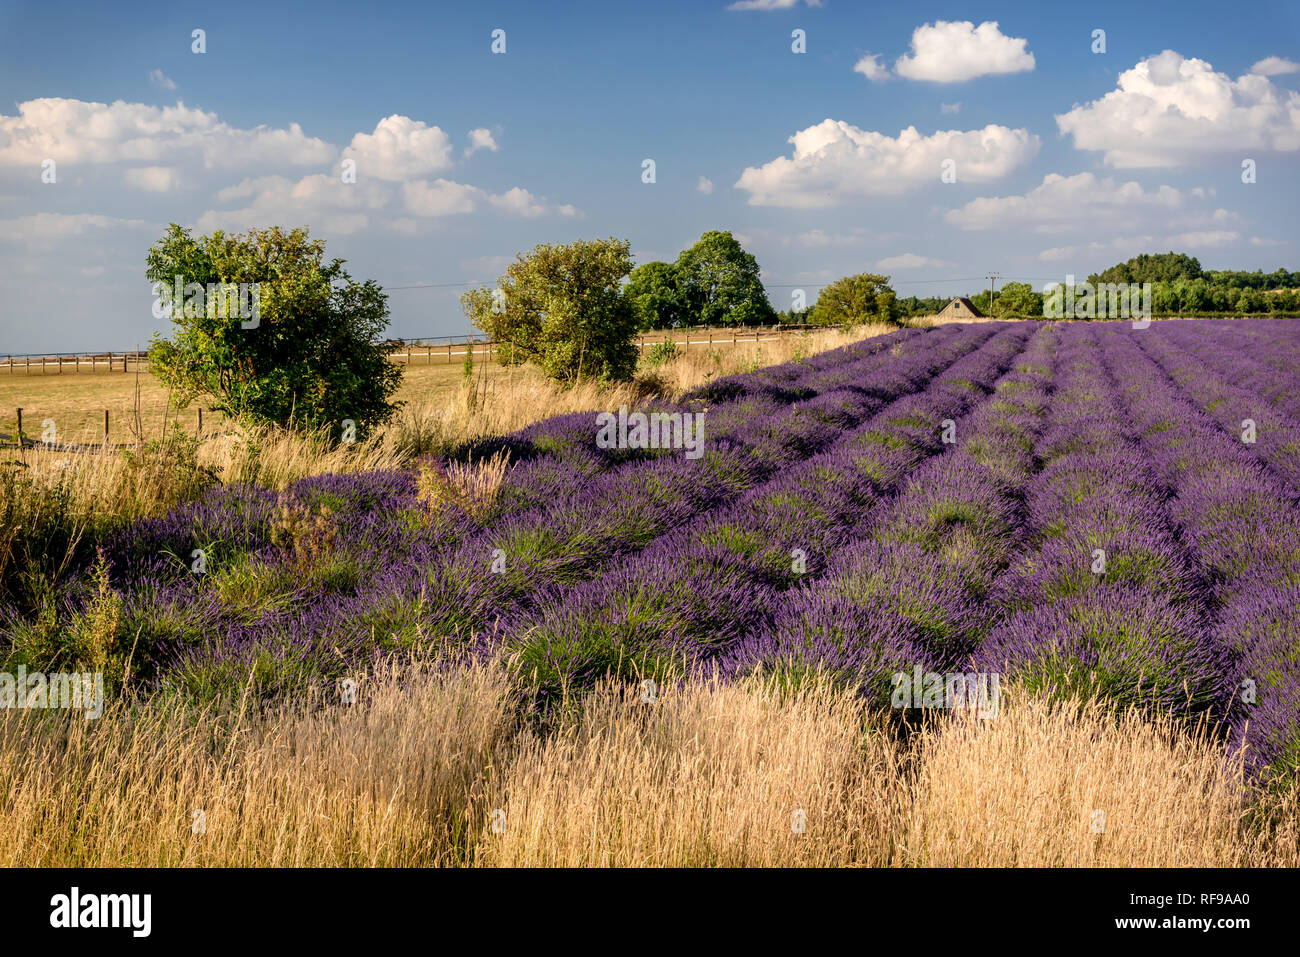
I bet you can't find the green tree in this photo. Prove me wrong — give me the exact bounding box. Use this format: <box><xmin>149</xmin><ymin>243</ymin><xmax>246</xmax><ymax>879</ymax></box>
<box><xmin>809</xmin><ymin>272</ymin><xmax>900</xmax><ymax>326</ymax></box>
<box><xmin>674</xmin><ymin>230</ymin><xmax>774</xmax><ymax>327</ymax></box>
<box><xmin>624</xmin><ymin>260</ymin><xmax>686</xmax><ymax>330</ymax></box>
<box><xmin>461</xmin><ymin>237</ymin><xmax>638</xmax><ymax>384</ymax></box>
<box><xmin>992</xmin><ymin>281</ymin><xmax>1043</xmax><ymax>318</ymax></box>
<box><xmin>147</xmin><ymin>224</ymin><xmax>401</xmax><ymax>440</ymax></box>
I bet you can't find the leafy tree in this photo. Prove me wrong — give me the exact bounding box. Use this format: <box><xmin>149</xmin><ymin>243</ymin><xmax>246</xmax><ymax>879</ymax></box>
<box><xmin>674</xmin><ymin>230</ymin><xmax>774</xmax><ymax>327</ymax></box>
<box><xmin>147</xmin><ymin>224</ymin><xmax>401</xmax><ymax>440</ymax></box>
<box><xmin>624</xmin><ymin>260</ymin><xmax>687</xmax><ymax>330</ymax></box>
<box><xmin>1089</xmin><ymin>251</ymin><xmax>1203</xmax><ymax>285</ymax></box>
<box><xmin>992</xmin><ymin>281</ymin><xmax>1043</xmax><ymax>318</ymax></box>
<box><xmin>809</xmin><ymin>272</ymin><xmax>899</xmax><ymax>326</ymax></box>
<box><xmin>461</xmin><ymin>237</ymin><xmax>638</xmax><ymax>384</ymax></box>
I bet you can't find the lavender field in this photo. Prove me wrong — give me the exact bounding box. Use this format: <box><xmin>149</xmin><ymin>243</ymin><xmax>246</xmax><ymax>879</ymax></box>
<box><xmin>8</xmin><ymin>317</ymin><xmax>1298</xmax><ymax>796</ymax></box>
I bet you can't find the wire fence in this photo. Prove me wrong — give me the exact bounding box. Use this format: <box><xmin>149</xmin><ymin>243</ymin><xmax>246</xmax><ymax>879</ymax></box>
<box><xmin>0</xmin><ymin>324</ymin><xmax>835</xmax><ymax>375</ymax></box>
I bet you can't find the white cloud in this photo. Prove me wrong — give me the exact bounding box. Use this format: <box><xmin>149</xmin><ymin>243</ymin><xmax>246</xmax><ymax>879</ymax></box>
<box><xmin>402</xmin><ymin>179</ymin><xmax>578</xmax><ymax>220</ymax></box>
<box><xmin>875</xmin><ymin>253</ymin><xmax>947</xmax><ymax>270</ymax></box>
<box><xmin>736</xmin><ymin>119</ymin><xmax>1039</xmax><ymax>206</ymax></box>
<box><xmin>697</xmin><ymin>176</ymin><xmax>714</xmax><ymax>194</ymax></box>
<box><xmin>488</xmin><ymin>186</ymin><xmax>578</xmax><ymax>219</ymax></box>
<box><xmin>725</xmin><ymin>0</ymin><xmax>822</xmax><ymax>10</ymax></box>
<box><xmin>80</xmin><ymin>265</ymin><xmax>107</xmax><ymax>277</ymax></box>
<box><xmin>124</xmin><ymin>166</ymin><xmax>179</xmax><ymax>191</ymax></box>
<box><xmin>1250</xmin><ymin>236</ymin><xmax>1285</xmax><ymax>247</ymax></box>
<box><xmin>1056</xmin><ymin>51</ymin><xmax>1300</xmax><ymax>167</ymax></box>
<box><xmin>199</xmin><ymin>174</ymin><xmax>390</xmax><ymax>236</ymax></box>
<box><xmin>0</xmin><ymin>98</ymin><xmax>333</xmax><ymax>169</ymax></box>
<box><xmin>148</xmin><ymin>69</ymin><xmax>176</xmax><ymax>90</ymax></box>
<box><xmin>895</xmin><ymin>21</ymin><xmax>1034</xmax><ymax>83</ymax></box>
<box><xmin>342</xmin><ymin>115</ymin><xmax>454</xmax><ymax>181</ymax></box>
<box><xmin>465</xmin><ymin>127</ymin><xmax>498</xmax><ymax>157</ymax></box>
<box><xmin>0</xmin><ymin>212</ymin><xmax>148</xmax><ymax>250</ymax></box>
<box><xmin>945</xmin><ymin>172</ymin><xmax>1184</xmax><ymax>233</ymax></box>
<box><xmin>402</xmin><ymin>178</ymin><xmax>479</xmax><ymax>217</ymax></box>
<box><xmin>940</xmin><ymin>102</ymin><xmax>962</xmax><ymax>114</ymax></box>
<box><xmin>1039</xmin><ymin>230</ymin><xmax>1241</xmax><ymax>263</ymax></box>
<box><xmin>853</xmin><ymin>54</ymin><xmax>889</xmax><ymax>82</ymax></box>
<box><xmin>1250</xmin><ymin>56</ymin><xmax>1300</xmax><ymax>76</ymax></box>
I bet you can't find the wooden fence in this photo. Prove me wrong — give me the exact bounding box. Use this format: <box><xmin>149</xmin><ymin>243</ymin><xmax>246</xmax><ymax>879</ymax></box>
<box><xmin>0</xmin><ymin>325</ymin><xmax>826</xmax><ymax>375</ymax></box>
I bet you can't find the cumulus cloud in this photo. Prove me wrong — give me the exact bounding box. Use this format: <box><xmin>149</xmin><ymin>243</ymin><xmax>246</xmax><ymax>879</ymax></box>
<box><xmin>895</xmin><ymin>21</ymin><xmax>1034</xmax><ymax>83</ymax></box>
<box><xmin>1250</xmin><ymin>56</ymin><xmax>1300</xmax><ymax>76</ymax></box>
<box><xmin>1040</xmin><ymin>230</ymin><xmax>1241</xmax><ymax>263</ymax></box>
<box><xmin>148</xmin><ymin>69</ymin><xmax>176</xmax><ymax>90</ymax></box>
<box><xmin>0</xmin><ymin>98</ymin><xmax>333</xmax><ymax>169</ymax></box>
<box><xmin>697</xmin><ymin>176</ymin><xmax>714</xmax><ymax>194</ymax></box>
<box><xmin>940</xmin><ymin>102</ymin><xmax>962</xmax><ymax>114</ymax></box>
<box><xmin>401</xmin><ymin>178</ymin><xmax>577</xmax><ymax>220</ymax></box>
<box><xmin>465</xmin><ymin>127</ymin><xmax>498</xmax><ymax>157</ymax></box>
<box><xmin>853</xmin><ymin>54</ymin><xmax>889</xmax><ymax>82</ymax></box>
<box><xmin>342</xmin><ymin>115</ymin><xmax>454</xmax><ymax>181</ymax></box>
<box><xmin>124</xmin><ymin>166</ymin><xmax>179</xmax><ymax>191</ymax></box>
<box><xmin>875</xmin><ymin>253</ymin><xmax>947</xmax><ymax>270</ymax></box>
<box><xmin>198</xmin><ymin>174</ymin><xmax>391</xmax><ymax>235</ymax></box>
<box><xmin>944</xmin><ymin>172</ymin><xmax>1185</xmax><ymax>233</ymax></box>
<box><xmin>736</xmin><ymin>119</ymin><xmax>1039</xmax><ymax>206</ymax></box>
<box><xmin>0</xmin><ymin>212</ymin><xmax>149</xmax><ymax>250</ymax></box>
<box><xmin>1056</xmin><ymin>51</ymin><xmax>1300</xmax><ymax>167</ymax></box>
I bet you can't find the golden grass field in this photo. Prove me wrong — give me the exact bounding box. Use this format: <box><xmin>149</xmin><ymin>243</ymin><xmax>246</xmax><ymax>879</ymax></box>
<box><xmin>1</xmin><ymin>661</ymin><xmax>1295</xmax><ymax>867</ymax></box>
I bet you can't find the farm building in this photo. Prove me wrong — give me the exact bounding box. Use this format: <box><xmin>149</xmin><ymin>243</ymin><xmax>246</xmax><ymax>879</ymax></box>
<box><xmin>935</xmin><ymin>297</ymin><xmax>984</xmax><ymax>321</ymax></box>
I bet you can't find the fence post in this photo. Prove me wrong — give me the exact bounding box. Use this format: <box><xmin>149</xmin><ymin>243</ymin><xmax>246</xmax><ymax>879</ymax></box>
<box><xmin>198</xmin><ymin>407</ymin><xmax>203</xmax><ymax>436</ymax></box>
<box><xmin>123</xmin><ymin>354</ymin><xmax>128</xmax><ymax>373</ymax></box>
<box><xmin>15</xmin><ymin>408</ymin><xmax>21</xmax><ymax>447</ymax></box>
<box><xmin>104</xmin><ymin>410</ymin><xmax>109</xmax><ymax>446</ymax></box>
<box><xmin>448</xmin><ymin>341</ymin><xmax>452</xmax><ymax>363</ymax></box>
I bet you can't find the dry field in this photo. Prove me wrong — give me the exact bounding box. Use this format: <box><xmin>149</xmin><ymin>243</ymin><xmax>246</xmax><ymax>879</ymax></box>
<box><xmin>1</xmin><ymin>662</ymin><xmax>1295</xmax><ymax>867</ymax></box>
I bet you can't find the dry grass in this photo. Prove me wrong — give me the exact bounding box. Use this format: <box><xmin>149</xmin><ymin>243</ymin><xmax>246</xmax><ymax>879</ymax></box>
<box><xmin>473</xmin><ymin>673</ymin><xmax>902</xmax><ymax>867</ymax></box>
<box><xmin>0</xmin><ymin>658</ymin><xmax>512</xmax><ymax>866</ymax></box>
<box><xmin>416</xmin><ymin>449</ymin><xmax>511</xmax><ymax>521</ymax></box>
<box><xmin>896</xmin><ymin>693</ymin><xmax>1297</xmax><ymax>867</ymax></box>
<box><xmin>1</xmin><ymin>663</ymin><xmax>1295</xmax><ymax>867</ymax></box>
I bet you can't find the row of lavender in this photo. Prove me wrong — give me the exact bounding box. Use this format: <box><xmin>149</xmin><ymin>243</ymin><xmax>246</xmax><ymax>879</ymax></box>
<box><xmin>1097</xmin><ymin>321</ymin><xmax>1300</xmax><ymax>779</ymax></box>
<box><xmin>5</xmin><ymin>318</ymin><xmax>1296</xmax><ymax>784</ymax></box>
<box><xmin>5</xmin><ymin>323</ymin><xmax>1000</xmax><ymax>696</ymax></box>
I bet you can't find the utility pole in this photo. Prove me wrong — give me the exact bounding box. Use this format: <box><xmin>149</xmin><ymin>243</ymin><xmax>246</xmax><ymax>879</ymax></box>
<box><xmin>986</xmin><ymin>272</ymin><xmax>1001</xmax><ymax>314</ymax></box>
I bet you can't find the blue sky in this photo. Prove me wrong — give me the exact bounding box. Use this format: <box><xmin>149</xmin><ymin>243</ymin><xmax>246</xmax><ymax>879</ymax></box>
<box><xmin>1</xmin><ymin>0</ymin><xmax>1297</xmax><ymax>352</ymax></box>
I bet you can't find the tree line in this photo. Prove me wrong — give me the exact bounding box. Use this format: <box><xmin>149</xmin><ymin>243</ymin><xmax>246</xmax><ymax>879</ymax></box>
<box><xmin>145</xmin><ymin>226</ymin><xmax>1298</xmax><ymax>443</ymax></box>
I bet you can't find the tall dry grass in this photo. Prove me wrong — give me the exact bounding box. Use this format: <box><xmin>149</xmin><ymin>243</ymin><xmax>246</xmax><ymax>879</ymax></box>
<box><xmin>473</xmin><ymin>673</ymin><xmax>902</xmax><ymax>867</ymax></box>
<box><xmin>0</xmin><ymin>658</ymin><xmax>512</xmax><ymax>866</ymax></box>
<box><xmin>895</xmin><ymin>693</ymin><xmax>1298</xmax><ymax>867</ymax></box>
<box><xmin>4</xmin><ymin>661</ymin><xmax>1292</xmax><ymax>867</ymax></box>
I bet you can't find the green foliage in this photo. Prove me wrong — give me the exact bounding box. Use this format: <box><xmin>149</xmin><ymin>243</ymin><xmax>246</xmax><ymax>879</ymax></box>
<box><xmin>147</xmin><ymin>224</ymin><xmax>401</xmax><ymax>441</ymax></box>
<box><xmin>992</xmin><ymin>281</ymin><xmax>1043</xmax><ymax>318</ymax></box>
<box><xmin>625</xmin><ymin>260</ymin><xmax>687</xmax><ymax>331</ymax></box>
<box><xmin>462</xmin><ymin>237</ymin><xmax>638</xmax><ymax>384</ymax></box>
<box><xmin>809</xmin><ymin>272</ymin><xmax>900</xmax><ymax>326</ymax></box>
<box><xmin>674</xmin><ymin>230</ymin><xmax>775</xmax><ymax>327</ymax></box>
<box><xmin>1088</xmin><ymin>251</ymin><xmax>1203</xmax><ymax>285</ymax></box>
<box><xmin>644</xmin><ymin>338</ymin><xmax>680</xmax><ymax>367</ymax></box>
